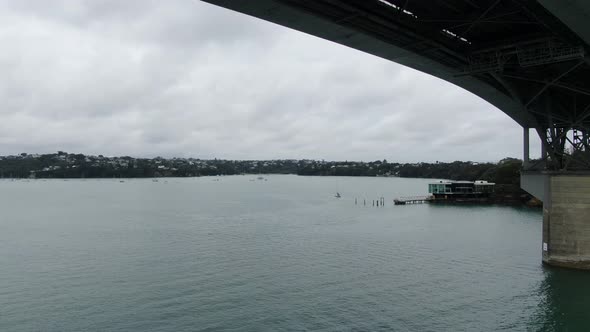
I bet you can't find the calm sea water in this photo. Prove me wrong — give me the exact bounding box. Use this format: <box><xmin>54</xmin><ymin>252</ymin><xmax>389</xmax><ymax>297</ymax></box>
<box><xmin>1</xmin><ymin>175</ymin><xmax>589</xmax><ymax>331</ymax></box>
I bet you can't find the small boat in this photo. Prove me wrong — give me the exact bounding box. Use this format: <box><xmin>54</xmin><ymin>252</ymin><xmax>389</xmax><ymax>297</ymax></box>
<box><xmin>152</xmin><ymin>179</ymin><xmax>159</xmax><ymax>182</ymax></box>
<box><xmin>335</xmin><ymin>192</ymin><xmax>341</xmax><ymax>198</ymax></box>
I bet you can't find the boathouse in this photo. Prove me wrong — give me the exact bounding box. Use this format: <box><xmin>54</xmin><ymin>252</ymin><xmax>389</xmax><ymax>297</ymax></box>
<box><xmin>428</xmin><ymin>180</ymin><xmax>495</xmax><ymax>200</ymax></box>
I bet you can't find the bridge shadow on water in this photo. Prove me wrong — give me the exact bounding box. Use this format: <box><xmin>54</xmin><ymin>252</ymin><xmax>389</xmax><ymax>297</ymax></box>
<box><xmin>531</xmin><ymin>266</ymin><xmax>590</xmax><ymax>331</ymax></box>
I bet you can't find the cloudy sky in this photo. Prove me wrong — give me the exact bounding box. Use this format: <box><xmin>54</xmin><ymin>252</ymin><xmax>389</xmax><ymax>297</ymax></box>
<box><xmin>0</xmin><ymin>0</ymin><xmax>540</xmax><ymax>162</ymax></box>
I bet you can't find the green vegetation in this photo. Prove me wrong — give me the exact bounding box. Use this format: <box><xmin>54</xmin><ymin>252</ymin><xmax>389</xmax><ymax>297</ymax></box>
<box><xmin>298</xmin><ymin>157</ymin><xmax>523</xmax><ymax>185</ymax></box>
<box><xmin>1</xmin><ymin>152</ymin><xmax>522</xmax><ymax>185</ymax></box>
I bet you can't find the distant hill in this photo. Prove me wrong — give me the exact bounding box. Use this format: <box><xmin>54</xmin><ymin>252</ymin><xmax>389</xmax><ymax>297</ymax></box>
<box><xmin>0</xmin><ymin>152</ymin><xmax>522</xmax><ymax>186</ymax></box>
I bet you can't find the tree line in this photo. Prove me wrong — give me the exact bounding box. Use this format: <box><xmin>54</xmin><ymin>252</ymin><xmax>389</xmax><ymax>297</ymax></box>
<box><xmin>0</xmin><ymin>152</ymin><xmax>523</xmax><ymax>185</ymax></box>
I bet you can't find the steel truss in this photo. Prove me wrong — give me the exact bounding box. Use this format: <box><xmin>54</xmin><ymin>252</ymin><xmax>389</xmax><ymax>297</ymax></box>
<box><xmin>534</xmin><ymin>126</ymin><xmax>590</xmax><ymax>170</ymax></box>
<box><xmin>463</xmin><ymin>39</ymin><xmax>585</xmax><ymax>75</ymax></box>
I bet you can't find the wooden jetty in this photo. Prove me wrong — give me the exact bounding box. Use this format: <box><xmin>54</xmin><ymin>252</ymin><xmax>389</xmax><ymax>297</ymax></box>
<box><xmin>393</xmin><ymin>196</ymin><xmax>434</xmax><ymax>205</ymax></box>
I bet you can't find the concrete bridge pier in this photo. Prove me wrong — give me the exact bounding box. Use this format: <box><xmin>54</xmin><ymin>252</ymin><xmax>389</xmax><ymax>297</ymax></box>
<box><xmin>541</xmin><ymin>173</ymin><xmax>590</xmax><ymax>270</ymax></box>
<box><xmin>523</xmin><ymin>171</ymin><xmax>590</xmax><ymax>270</ymax></box>
<box><xmin>521</xmin><ymin>126</ymin><xmax>590</xmax><ymax>270</ymax></box>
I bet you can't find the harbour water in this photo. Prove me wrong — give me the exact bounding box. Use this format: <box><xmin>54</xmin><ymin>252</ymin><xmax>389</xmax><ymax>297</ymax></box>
<box><xmin>1</xmin><ymin>175</ymin><xmax>588</xmax><ymax>331</ymax></box>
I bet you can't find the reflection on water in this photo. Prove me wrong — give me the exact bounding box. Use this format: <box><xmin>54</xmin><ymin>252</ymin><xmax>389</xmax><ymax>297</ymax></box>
<box><xmin>534</xmin><ymin>267</ymin><xmax>590</xmax><ymax>331</ymax></box>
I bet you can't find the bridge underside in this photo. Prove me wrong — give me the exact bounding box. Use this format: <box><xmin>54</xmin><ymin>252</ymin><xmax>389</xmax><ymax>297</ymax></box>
<box><xmin>204</xmin><ymin>0</ymin><xmax>590</xmax><ymax>170</ymax></box>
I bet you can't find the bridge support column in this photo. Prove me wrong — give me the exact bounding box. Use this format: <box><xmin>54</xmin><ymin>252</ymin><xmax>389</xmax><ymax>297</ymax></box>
<box><xmin>523</xmin><ymin>127</ymin><xmax>530</xmax><ymax>166</ymax></box>
<box><xmin>542</xmin><ymin>172</ymin><xmax>590</xmax><ymax>270</ymax></box>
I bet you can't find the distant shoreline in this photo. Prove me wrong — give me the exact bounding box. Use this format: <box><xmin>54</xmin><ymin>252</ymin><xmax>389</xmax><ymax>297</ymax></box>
<box><xmin>1</xmin><ymin>152</ymin><xmax>538</xmax><ymax>206</ymax></box>
<box><xmin>2</xmin><ymin>171</ymin><xmax>541</xmax><ymax>208</ymax></box>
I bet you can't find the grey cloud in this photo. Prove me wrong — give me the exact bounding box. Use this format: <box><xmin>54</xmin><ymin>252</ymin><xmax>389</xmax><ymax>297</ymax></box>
<box><xmin>0</xmin><ymin>0</ymin><xmax>539</xmax><ymax>162</ymax></box>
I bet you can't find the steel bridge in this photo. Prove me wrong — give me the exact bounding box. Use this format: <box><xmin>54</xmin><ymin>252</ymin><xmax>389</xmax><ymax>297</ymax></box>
<box><xmin>202</xmin><ymin>0</ymin><xmax>590</xmax><ymax>269</ymax></box>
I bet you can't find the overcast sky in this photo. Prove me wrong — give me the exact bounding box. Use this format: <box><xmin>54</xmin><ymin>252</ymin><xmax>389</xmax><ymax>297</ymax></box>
<box><xmin>0</xmin><ymin>0</ymin><xmax>541</xmax><ymax>162</ymax></box>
